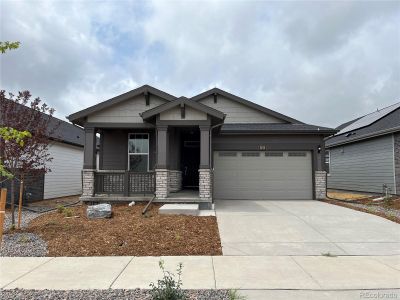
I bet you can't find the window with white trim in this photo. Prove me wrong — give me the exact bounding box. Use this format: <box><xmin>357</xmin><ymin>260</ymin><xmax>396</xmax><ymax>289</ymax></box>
<box><xmin>128</xmin><ymin>133</ymin><xmax>149</xmax><ymax>172</ymax></box>
<box><xmin>325</xmin><ymin>150</ymin><xmax>330</xmax><ymax>174</ymax></box>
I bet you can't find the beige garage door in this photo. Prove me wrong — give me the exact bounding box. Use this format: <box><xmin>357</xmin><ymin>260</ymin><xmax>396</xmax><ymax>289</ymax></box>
<box><xmin>213</xmin><ymin>151</ymin><xmax>313</xmax><ymax>200</ymax></box>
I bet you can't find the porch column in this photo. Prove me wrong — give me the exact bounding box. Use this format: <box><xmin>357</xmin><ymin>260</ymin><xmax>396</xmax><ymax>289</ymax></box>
<box><xmin>82</xmin><ymin>127</ymin><xmax>96</xmax><ymax>197</ymax></box>
<box><xmin>199</xmin><ymin>125</ymin><xmax>212</xmax><ymax>202</ymax></box>
<box><xmin>155</xmin><ymin>126</ymin><xmax>169</xmax><ymax>198</ymax></box>
<box><xmin>199</xmin><ymin>125</ymin><xmax>210</xmax><ymax>168</ymax></box>
<box><xmin>315</xmin><ymin>145</ymin><xmax>327</xmax><ymax>200</ymax></box>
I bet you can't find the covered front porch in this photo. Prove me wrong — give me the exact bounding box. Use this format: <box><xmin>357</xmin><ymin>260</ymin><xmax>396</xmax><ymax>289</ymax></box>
<box><xmin>80</xmin><ymin>98</ymin><xmax>225</xmax><ymax>208</ymax></box>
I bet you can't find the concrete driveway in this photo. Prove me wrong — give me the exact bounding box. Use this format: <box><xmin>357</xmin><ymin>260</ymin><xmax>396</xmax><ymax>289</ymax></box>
<box><xmin>215</xmin><ymin>200</ymin><xmax>400</xmax><ymax>256</ymax></box>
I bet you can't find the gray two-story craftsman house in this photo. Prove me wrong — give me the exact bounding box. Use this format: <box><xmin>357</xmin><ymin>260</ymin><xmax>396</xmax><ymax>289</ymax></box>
<box><xmin>68</xmin><ymin>85</ymin><xmax>336</xmax><ymax>208</ymax></box>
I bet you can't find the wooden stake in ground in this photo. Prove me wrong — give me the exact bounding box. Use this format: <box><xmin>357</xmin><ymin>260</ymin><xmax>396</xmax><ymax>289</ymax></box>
<box><xmin>0</xmin><ymin>188</ymin><xmax>7</xmax><ymax>246</ymax></box>
<box><xmin>17</xmin><ymin>178</ymin><xmax>24</xmax><ymax>229</ymax></box>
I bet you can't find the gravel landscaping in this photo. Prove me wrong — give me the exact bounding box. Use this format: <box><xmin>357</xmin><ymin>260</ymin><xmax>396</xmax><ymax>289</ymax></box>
<box><xmin>3</xmin><ymin>209</ymin><xmax>41</xmax><ymax>231</ymax></box>
<box><xmin>0</xmin><ymin>289</ymin><xmax>231</xmax><ymax>300</ymax></box>
<box><xmin>0</xmin><ymin>232</ymin><xmax>47</xmax><ymax>257</ymax></box>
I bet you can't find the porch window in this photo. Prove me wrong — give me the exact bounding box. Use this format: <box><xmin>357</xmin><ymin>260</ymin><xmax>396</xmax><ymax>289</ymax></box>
<box><xmin>128</xmin><ymin>133</ymin><xmax>149</xmax><ymax>172</ymax></box>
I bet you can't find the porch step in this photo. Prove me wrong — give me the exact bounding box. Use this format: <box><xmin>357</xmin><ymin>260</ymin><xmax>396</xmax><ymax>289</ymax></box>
<box><xmin>158</xmin><ymin>204</ymin><xmax>199</xmax><ymax>216</ymax></box>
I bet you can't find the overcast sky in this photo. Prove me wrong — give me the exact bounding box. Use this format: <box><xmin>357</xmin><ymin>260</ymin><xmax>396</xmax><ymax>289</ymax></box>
<box><xmin>1</xmin><ymin>0</ymin><xmax>399</xmax><ymax>127</ymax></box>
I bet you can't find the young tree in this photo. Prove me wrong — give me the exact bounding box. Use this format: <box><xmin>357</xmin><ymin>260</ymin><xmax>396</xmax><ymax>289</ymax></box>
<box><xmin>0</xmin><ymin>127</ymin><xmax>31</xmax><ymax>178</ymax></box>
<box><xmin>0</xmin><ymin>91</ymin><xmax>59</xmax><ymax>224</ymax></box>
<box><xmin>0</xmin><ymin>41</ymin><xmax>20</xmax><ymax>53</ymax></box>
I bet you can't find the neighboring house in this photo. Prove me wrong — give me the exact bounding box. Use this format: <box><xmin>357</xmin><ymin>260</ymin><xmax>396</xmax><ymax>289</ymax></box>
<box><xmin>325</xmin><ymin>102</ymin><xmax>400</xmax><ymax>195</ymax></box>
<box><xmin>68</xmin><ymin>85</ymin><xmax>336</xmax><ymax>208</ymax></box>
<box><xmin>1</xmin><ymin>116</ymin><xmax>85</xmax><ymax>202</ymax></box>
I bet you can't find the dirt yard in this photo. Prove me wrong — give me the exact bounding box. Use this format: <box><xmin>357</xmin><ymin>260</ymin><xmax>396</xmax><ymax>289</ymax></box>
<box><xmin>23</xmin><ymin>203</ymin><xmax>222</xmax><ymax>256</ymax></box>
<box><xmin>327</xmin><ymin>190</ymin><xmax>372</xmax><ymax>201</ymax></box>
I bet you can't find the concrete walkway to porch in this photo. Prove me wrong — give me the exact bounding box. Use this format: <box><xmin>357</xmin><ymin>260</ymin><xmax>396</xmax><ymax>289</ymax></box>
<box><xmin>1</xmin><ymin>255</ymin><xmax>400</xmax><ymax>292</ymax></box>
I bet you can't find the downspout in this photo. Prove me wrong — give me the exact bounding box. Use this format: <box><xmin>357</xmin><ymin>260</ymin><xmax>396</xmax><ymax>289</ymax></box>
<box><xmin>209</xmin><ymin>118</ymin><xmax>225</xmax><ymax>204</ymax></box>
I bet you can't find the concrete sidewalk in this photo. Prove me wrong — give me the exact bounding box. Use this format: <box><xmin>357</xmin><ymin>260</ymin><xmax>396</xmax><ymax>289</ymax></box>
<box><xmin>1</xmin><ymin>255</ymin><xmax>400</xmax><ymax>291</ymax></box>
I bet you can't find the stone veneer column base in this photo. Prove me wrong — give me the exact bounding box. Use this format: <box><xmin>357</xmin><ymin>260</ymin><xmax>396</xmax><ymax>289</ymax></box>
<box><xmin>156</xmin><ymin>169</ymin><xmax>169</xmax><ymax>199</ymax></box>
<box><xmin>168</xmin><ymin>170</ymin><xmax>182</xmax><ymax>192</ymax></box>
<box><xmin>199</xmin><ymin>169</ymin><xmax>213</xmax><ymax>201</ymax></box>
<box><xmin>315</xmin><ymin>170</ymin><xmax>327</xmax><ymax>199</ymax></box>
<box><xmin>82</xmin><ymin>169</ymin><xmax>95</xmax><ymax>197</ymax></box>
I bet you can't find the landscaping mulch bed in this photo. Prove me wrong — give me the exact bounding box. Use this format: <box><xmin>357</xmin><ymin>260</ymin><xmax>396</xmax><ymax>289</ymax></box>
<box><xmin>22</xmin><ymin>203</ymin><xmax>222</xmax><ymax>256</ymax></box>
<box><xmin>26</xmin><ymin>195</ymin><xmax>81</xmax><ymax>213</ymax></box>
<box><xmin>0</xmin><ymin>289</ymin><xmax>231</xmax><ymax>300</ymax></box>
<box><xmin>322</xmin><ymin>197</ymin><xmax>400</xmax><ymax>224</ymax></box>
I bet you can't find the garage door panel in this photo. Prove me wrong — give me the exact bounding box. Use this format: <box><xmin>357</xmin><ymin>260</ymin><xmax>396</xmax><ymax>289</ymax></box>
<box><xmin>213</xmin><ymin>151</ymin><xmax>313</xmax><ymax>200</ymax></box>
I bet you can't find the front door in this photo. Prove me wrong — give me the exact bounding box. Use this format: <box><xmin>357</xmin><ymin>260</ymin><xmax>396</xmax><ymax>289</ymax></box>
<box><xmin>181</xmin><ymin>130</ymin><xmax>200</xmax><ymax>189</ymax></box>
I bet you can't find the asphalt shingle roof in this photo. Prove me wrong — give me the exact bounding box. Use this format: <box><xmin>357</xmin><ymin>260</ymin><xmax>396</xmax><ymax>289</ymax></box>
<box><xmin>220</xmin><ymin>123</ymin><xmax>337</xmax><ymax>134</ymax></box>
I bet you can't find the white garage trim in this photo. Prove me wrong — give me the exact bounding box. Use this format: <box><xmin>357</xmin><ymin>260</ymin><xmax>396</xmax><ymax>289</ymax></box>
<box><xmin>213</xmin><ymin>151</ymin><xmax>313</xmax><ymax>200</ymax></box>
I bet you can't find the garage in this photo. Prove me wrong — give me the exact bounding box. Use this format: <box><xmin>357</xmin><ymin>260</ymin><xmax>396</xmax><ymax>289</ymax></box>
<box><xmin>213</xmin><ymin>151</ymin><xmax>313</xmax><ymax>200</ymax></box>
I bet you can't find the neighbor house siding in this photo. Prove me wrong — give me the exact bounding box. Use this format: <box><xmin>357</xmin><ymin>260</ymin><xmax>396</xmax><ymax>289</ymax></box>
<box><xmin>327</xmin><ymin>135</ymin><xmax>395</xmax><ymax>194</ymax></box>
<box><xmin>43</xmin><ymin>142</ymin><xmax>83</xmax><ymax>199</ymax></box>
<box><xmin>394</xmin><ymin>133</ymin><xmax>400</xmax><ymax>194</ymax></box>
<box><xmin>199</xmin><ymin>95</ymin><xmax>285</xmax><ymax>123</ymax></box>
<box><xmin>87</xmin><ymin>94</ymin><xmax>167</xmax><ymax>123</ymax></box>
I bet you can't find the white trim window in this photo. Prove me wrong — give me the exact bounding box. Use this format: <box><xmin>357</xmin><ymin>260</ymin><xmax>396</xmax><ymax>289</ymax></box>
<box><xmin>128</xmin><ymin>133</ymin><xmax>149</xmax><ymax>172</ymax></box>
<box><xmin>325</xmin><ymin>150</ymin><xmax>330</xmax><ymax>174</ymax></box>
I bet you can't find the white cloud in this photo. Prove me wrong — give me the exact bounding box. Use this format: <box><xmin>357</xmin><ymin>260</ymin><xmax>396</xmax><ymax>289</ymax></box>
<box><xmin>1</xmin><ymin>0</ymin><xmax>399</xmax><ymax>126</ymax></box>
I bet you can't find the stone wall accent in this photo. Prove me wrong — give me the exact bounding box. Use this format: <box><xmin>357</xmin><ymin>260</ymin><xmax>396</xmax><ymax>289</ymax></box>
<box><xmin>199</xmin><ymin>169</ymin><xmax>212</xmax><ymax>200</ymax></box>
<box><xmin>394</xmin><ymin>133</ymin><xmax>400</xmax><ymax>195</ymax></box>
<box><xmin>82</xmin><ymin>169</ymin><xmax>95</xmax><ymax>197</ymax></box>
<box><xmin>168</xmin><ymin>170</ymin><xmax>182</xmax><ymax>193</ymax></box>
<box><xmin>315</xmin><ymin>170</ymin><xmax>327</xmax><ymax>199</ymax></box>
<box><xmin>155</xmin><ymin>169</ymin><xmax>169</xmax><ymax>199</ymax></box>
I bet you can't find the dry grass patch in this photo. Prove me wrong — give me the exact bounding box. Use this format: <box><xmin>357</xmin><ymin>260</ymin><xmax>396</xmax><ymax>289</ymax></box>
<box><xmin>24</xmin><ymin>204</ymin><xmax>222</xmax><ymax>256</ymax></box>
<box><xmin>327</xmin><ymin>190</ymin><xmax>371</xmax><ymax>201</ymax></box>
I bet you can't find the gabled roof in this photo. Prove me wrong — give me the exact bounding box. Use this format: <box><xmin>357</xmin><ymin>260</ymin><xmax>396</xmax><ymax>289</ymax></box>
<box><xmin>67</xmin><ymin>85</ymin><xmax>177</xmax><ymax>124</ymax></box>
<box><xmin>326</xmin><ymin>102</ymin><xmax>400</xmax><ymax>148</ymax></box>
<box><xmin>141</xmin><ymin>97</ymin><xmax>226</xmax><ymax>121</ymax></box>
<box><xmin>191</xmin><ymin>88</ymin><xmax>303</xmax><ymax>124</ymax></box>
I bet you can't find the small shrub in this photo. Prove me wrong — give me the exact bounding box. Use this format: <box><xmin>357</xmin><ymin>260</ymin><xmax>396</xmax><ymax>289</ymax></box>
<box><xmin>18</xmin><ymin>234</ymin><xmax>29</xmax><ymax>243</ymax></box>
<box><xmin>149</xmin><ymin>259</ymin><xmax>187</xmax><ymax>300</ymax></box>
<box><xmin>57</xmin><ymin>205</ymin><xmax>65</xmax><ymax>213</ymax></box>
<box><xmin>383</xmin><ymin>196</ymin><xmax>393</xmax><ymax>207</ymax></box>
<box><xmin>63</xmin><ymin>208</ymin><xmax>73</xmax><ymax>217</ymax></box>
<box><xmin>228</xmin><ymin>289</ymin><xmax>247</xmax><ymax>300</ymax></box>
<box><xmin>10</xmin><ymin>224</ymin><xmax>16</xmax><ymax>231</ymax></box>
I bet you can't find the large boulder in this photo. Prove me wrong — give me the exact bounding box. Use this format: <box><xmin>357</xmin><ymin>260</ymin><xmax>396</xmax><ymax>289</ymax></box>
<box><xmin>87</xmin><ymin>203</ymin><xmax>112</xmax><ymax>219</ymax></box>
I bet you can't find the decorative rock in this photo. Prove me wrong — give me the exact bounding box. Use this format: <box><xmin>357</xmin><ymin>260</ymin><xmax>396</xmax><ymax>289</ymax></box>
<box><xmin>86</xmin><ymin>204</ymin><xmax>112</xmax><ymax>219</ymax></box>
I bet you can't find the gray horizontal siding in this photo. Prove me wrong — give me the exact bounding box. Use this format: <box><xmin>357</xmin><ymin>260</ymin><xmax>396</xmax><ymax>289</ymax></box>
<box><xmin>328</xmin><ymin>134</ymin><xmax>395</xmax><ymax>193</ymax></box>
<box><xmin>395</xmin><ymin>133</ymin><xmax>400</xmax><ymax>194</ymax></box>
<box><xmin>100</xmin><ymin>129</ymin><xmax>156</xmax><ymax>171</ymax></box>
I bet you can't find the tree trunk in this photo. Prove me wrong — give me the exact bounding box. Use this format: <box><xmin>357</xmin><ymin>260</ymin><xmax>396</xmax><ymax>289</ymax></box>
<box><xmin>10</xmin><ymin>178</ymin><xmax>15</xmax><ymax>225</ymax></box>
